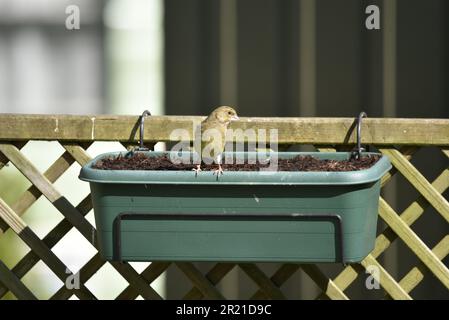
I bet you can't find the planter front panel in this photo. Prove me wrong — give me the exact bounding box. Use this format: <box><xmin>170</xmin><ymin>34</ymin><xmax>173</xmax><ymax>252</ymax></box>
<box><xmin>90</xmin><ymin>182</ymin><xmax>380</xmax><ymax>263</ymax></box>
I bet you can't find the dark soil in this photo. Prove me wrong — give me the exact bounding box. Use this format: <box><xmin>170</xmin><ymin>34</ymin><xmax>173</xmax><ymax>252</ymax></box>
<box><xmin>93</xmin><ymin>153</ymin><xmax>380</xmax><ymax>172</ymax></box>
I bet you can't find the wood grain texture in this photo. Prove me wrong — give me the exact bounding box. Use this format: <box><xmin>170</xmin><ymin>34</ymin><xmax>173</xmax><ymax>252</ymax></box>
<box><xmin>0</xmin><ymin>195</ymin><xmax>93</xmax><ymax>299</ymax></box>
<box><xmin>300</xmin><ymin>264</ymin><xmax>349</xmax><ymax>300</ymax></box>
<box><xmin>1</xmin><ymin>114</ymin><xmax>448</xmax><ymax>145</ymax></box>
<box><xmin>176</xmin><ymin>262</ymin><xmax>225</xmax><ymax>300</ymax></box>
<box><xmin>0</xmin><ymin>143</ymin><xmax>164</xmax><ymax>300</ymax></box>
<box><xmin>0</xmin><ymin>260</ymin><xmax>37</xmax><ymax>300</ymax></box>
<box><xmin>117</xmin><ymin>262</ymin><xmax>171</xmax><ymax>300</ymax></box>
<box><xmin>379</xmin><ymin>198</ymin><xmax>449</xmax><ymax>290</ymax></box>
<box><xmin>250</xmin><ymin>264</ymin><xmax>299</xmax><ymax>299</ymax></box>
<box><xmin>19</xmin><ymin>226</ymin><xmax>97</xmax><ymax>300</ymax></box>
<box><xmin>380</xmin><ymin>148</ymin><xmax>449</xmax><ymax>223</ymax></box>
<box><xmin>183</xmin><ymin>263</ymin><xmax>235</xmax><ymax>300</ymax></box>
<box><xmin>0</xmin><ymin>197</ymin><xmax>27</xmax><ymax>234</ymax></box>
<box><xmin>239</xmin><ymin>263</ymin><xmax>286</xmax><ymax>300</ymax></box>
<box><xmin>315</xmin><ymin>146</ymin><xmax>449</xmax><ymax>299</ymax></box>
<box><xmin>361</xmin><ymin>254</ymin><xmax>412</xmax><ymax>300</ymax></box>
<box><xmin>397</xmin><ymin>236</ymin><xmax>449</xmax><ymax>294</ymax></box>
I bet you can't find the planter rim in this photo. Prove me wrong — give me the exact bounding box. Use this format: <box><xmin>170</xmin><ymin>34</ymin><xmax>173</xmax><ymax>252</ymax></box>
<box><xmin>79</xmin><ymin>151</ymin><xmax>391</xmax><ymax>186</ymax></box>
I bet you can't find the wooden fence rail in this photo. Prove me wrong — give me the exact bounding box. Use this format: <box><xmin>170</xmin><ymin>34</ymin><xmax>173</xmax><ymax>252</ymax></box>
<box><xmin>0</xmin><ymin>114</ymin><xmax>448</xmax><ymax>299</ymax></box>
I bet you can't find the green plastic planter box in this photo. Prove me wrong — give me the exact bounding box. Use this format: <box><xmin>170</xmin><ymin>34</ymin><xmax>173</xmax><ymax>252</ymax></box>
<box><xmin>79</xmin><ymin>151</ymin><xmax>391</xmax><ymax>263</ymax></box>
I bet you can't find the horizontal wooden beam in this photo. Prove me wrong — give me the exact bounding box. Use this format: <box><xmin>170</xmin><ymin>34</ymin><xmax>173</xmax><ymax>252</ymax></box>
<box><xmin>0</xmin><ymin>114</ymin><xmax>448</xmax><ymax>145</ymax></box>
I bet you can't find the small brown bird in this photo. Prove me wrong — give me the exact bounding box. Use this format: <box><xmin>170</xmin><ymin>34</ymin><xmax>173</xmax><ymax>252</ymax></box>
<box><xmin>193</xmin><ymin>106</ymin><xmax>239</xmax><ymax>176</ymax></box>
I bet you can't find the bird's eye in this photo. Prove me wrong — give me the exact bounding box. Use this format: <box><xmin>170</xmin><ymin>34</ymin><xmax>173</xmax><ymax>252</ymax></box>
<box><xmin>228</xmin><ymin>111</ymin><xmax>232</xmax><ymax>115</ymax></box>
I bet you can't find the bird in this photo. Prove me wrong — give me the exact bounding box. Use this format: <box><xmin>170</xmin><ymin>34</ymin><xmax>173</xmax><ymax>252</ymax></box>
<box><xmin>193</xmin><ymin>106</ymin><xmax>239</xmax><ymax>176</ymax></box>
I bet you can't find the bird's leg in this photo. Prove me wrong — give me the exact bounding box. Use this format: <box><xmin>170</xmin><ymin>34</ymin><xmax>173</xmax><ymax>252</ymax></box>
<box><xmin>213</xmin><ymin>154</ymin><xmax>224</xmax><ymax>177</ymax></box>
<box><xmin>213</xmin><ymin>163</ymin><xmax>223</xmax><ymax>176</ymax></box>
<box><xmin>192</xmin><ymin>164</ymin><xmax>202</xmax><ymax>177</ymax></box>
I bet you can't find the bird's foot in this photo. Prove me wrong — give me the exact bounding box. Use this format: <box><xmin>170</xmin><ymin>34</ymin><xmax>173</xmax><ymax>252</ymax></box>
<box><xmin>192</xmin><ymin>165</ymin><xmax>202</xmax><ymax>177</ymax></box>
<box><xmin>213</xmin><ymin>165</ymin><xmax>224</xmax><ymax>177</ymax></box>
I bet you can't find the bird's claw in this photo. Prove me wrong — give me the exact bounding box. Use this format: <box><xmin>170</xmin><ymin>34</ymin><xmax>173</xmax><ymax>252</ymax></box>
<box><xmin>192</xmin><ymin>165</ymin><xmax>202</xmax><ymax>177</ymax></box>
<box><xmin>213</xmin><ymin>166</ymin><xmax>224</xmax><ymax>177</ymax></box>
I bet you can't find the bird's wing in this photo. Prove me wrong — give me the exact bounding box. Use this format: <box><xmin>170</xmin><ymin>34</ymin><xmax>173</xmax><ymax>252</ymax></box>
<box><xmin>199</xmin><ymin>120</ymin><xmax>227</xmax><ymax>164</ymax></box>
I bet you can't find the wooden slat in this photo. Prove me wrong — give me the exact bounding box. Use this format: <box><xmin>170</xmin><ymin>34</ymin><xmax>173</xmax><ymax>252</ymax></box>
<box><xmin>442</xmin><ymin>148</ymin><xmax>449</xmax><ymax>160</ymax></box>
<box><xmin>398</xmin><ymin>235</ymin><xmax>449</xmax><ymax>295</ymax></box>
<box><xmin>176</xmin><ymin>262</ymin><xmax>225</xmax><ymax>300</ymax></box>
<box><xmin>0</xmin><ymin>147</ymin><xmax>81</xmax><ymax>237</ymax></box>
<box><xmin>0</xmin><ymin>142</ymin><xmax>25</xmax><ymax>171</ymax></box>
<box><xmin>0</xmin><ymin>195</ymin><xmax>93</xmax><ymax>298</ymax></box>
<box><xmin>249</xmin><ymin>263</ymin><xmax>346</xmax><ymax>300</ymax></box>
<box><xmin>373</xmin><ymin>164</ymin><xmax>449</xmax><ymax>259</ymax></box>
<box><xmin>321</xmin><ymin>162</ymin><xmax>449</xmax><ymax>298</ymax></box>
<box><xmin>59</xmin><ymin>143</ymin><xmax>168</xmax><ymax>299</ymax></box>
<box><xmin>50</xmin><ymin>253</ymin><xmax>105</xmax><ymax>300</ymax></box>
<box><xmin>0</xmin><ymin>143</ymin><xmax>97</xmax><ymax>245</ymax></box>
<box><xmin>380</xmin><ymin>148</ymin><xmax>449</xmax><ymax>223</ymax></box>
<box><xmin>0</xmin><ymin>114</ymin><xmax>449</xmax><ymax>145</ymax></box>
<box><xmin>361</xmin><ymin>254</ymin><xmax>412</xmax><ymax>300</ymax></box>
<box><xmin>60</xmin><ymin>143</ymin><xmax>170</xmax><ymax>300</ymax></box>
<box><xmin>0</xmin><ymin>143</ymin><xmax>28</xmax><ymax>232</ymax></box>
<box><xmin>109</xmin><ymin>262</ymin><xmax>163</xmax><ymax>300</ymax></box>
<box><xmin>0</xmin><ymin>198</ymin><xmax>96</xmax><ymax>300</ymax></box>
<box><xmin>374</xmin><ymin>170</ymin><xmax>449</xmax><ymax>254</ymax></box>
<box><xmin>0</xmin><ymin>198</ymin><xmax>27</xmax><ymax>234</ymax></box>
<box><xmin>116</xmin><ymin>262</ymin><xmax>171</xmax><ymax>300</ymax></box>
<box><xmin>239</xmin><ymin>264</ymin><xmax>286</xmax><ymax>300</ymax></box>
<box><xmin>316</xmin><ymin>146</ymin><xmax>444</xmax><ymax>298</ymax></box>
<box><xmin>20</xmin><ymin>237</ymin><xmax>96</xmax><ymax>300</ymax></box>
<box><xmin>62</xmin><ymin>143</ymin><xmax>93</xmax><ymax>166</ymax></box>
<box><xmin>0</xmin><ymin>151</ymin><xmax>8</xmax><ymax>171</ymax></box>
<box><xmin>379</xmin><ymin>198</ymin><xmax>449</xmax><ymax>290</ymax></box>
<box><xmin>0</xmin><ymin>143</ymin><xmax>163</xmax><ymax>300</ymax></box>
<box><xmin>380</xmin><ymin>147</ymin><xmax>417</xmax><ymax>187</ymax></box>
<box><xmin>325</xmin><ymin>176</ymin><xmax>449</xmax><ymax>299</ymax></box>
<box><xmin>183</xmin><ymin>263</ymin><xmax>236</xmax><ymax>300</ymax></box>
<box><xmin>299</xmin><ymin>265</ymin><xmax>349</xmax><ymax>300</ymax></box>
<box><xmin>10</xmin><ymin>152</ymin><xmax>74</xmax><ymax>216</ymax></box>
<box><xmin>250</xmin><ymin>264</ymin><xmax>300</xmax><ymax>300</ymax></box>
<box><xmin>0</xmin><ymin>144</ymin><xmax>61</xmax><ymax>203</ymax></box>
<box><xmin>0</xmin><ymin>260</ymin><xmax>37</xmax><ymax>300</ymax></box>
<box><xmin>1</xmin><ymin>151</ymin><xmax>80</xmax><ymax>236</ymax></box>
<box><xmin>315</xmin><ymin>265</ymin><xmax>365</xmax><ymax>300</ymax></box>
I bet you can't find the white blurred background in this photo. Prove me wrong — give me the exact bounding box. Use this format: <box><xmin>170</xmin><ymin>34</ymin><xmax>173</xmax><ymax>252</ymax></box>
<box><xmin>0</xmin><ymin>0</ymin><xmax>165</xmax><ymax>299</ymax></box>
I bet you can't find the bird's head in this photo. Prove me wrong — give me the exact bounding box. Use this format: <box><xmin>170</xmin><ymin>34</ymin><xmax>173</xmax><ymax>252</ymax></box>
<box><xmin>211</xmin><ymin>106</ymin><xmax>239</xmax><ymax>125</ymax></box>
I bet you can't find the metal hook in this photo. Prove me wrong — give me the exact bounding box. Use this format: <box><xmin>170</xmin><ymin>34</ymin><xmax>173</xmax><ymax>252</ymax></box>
<box><xmin>137</xmin><ymin>110</ymin><xmax>152</xmax><ymax>151</ymax></box>
<box><xmin>351</xmin><ymin>111</ymin><xmax>367</xmax><ymax>160</ymax></box>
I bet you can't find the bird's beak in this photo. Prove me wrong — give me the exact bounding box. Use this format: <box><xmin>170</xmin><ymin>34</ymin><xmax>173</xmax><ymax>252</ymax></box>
<box><xmin>231</xmin><ymin>115</ymin><xmax>239</xmax><ymax>121</ymax></box>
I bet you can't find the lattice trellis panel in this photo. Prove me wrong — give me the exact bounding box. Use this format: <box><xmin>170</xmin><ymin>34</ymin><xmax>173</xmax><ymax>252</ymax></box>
<box><xmin>0</xmin><ymin>115</ymin><xmax>449</xmax><ymax>300</ymax></box>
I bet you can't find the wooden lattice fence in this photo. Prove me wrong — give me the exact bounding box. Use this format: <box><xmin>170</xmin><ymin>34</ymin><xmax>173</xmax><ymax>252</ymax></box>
<box><xmin>0</xmin><ymin>114</ymin><xmax>449</xmax><ymax>299</ymax></box>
